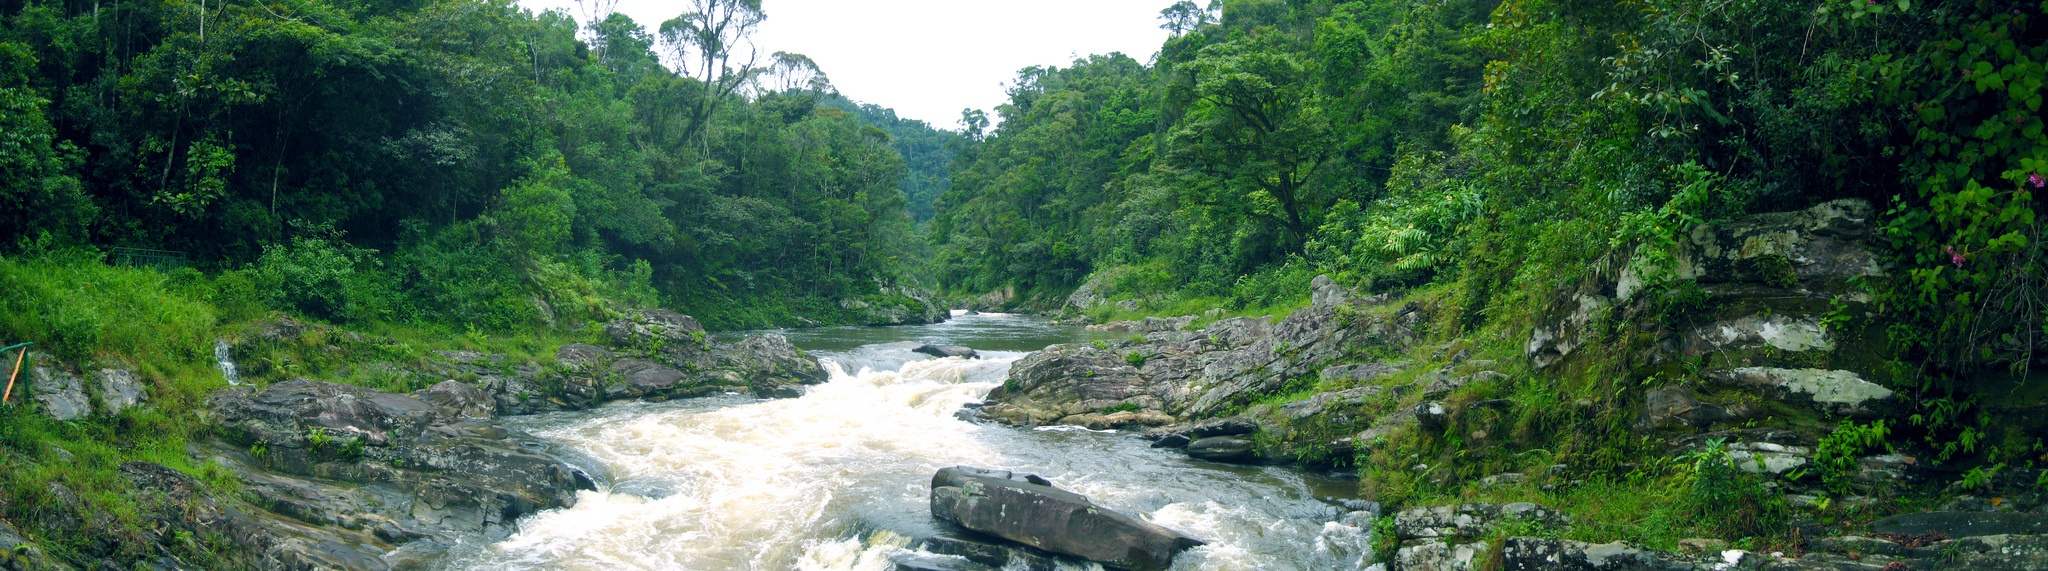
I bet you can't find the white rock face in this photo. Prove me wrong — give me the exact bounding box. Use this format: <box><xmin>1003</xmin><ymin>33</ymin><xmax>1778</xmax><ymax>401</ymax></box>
<box><xmin>1687</xmin><ymin>315</ymin><xmax>1832</xmax><ymax>355</ymax></box>
<box><xmin>95</xmin><ymin>369</ymin><xmax>146</xmax><ymax>415</ymax></box>
<box><xmin>29</xmin><ymin>359</ymin><xmax>91</xmax><ymax>421</ymax></box>
<box><xmin>1729</xmin><ymin>441</ymin><xmax>1813</xmax><ymax>475</ymax></box>
<box><xmin>1707</xmin><ymin>367</ymin><xmax>1895</xmax><ymax>417</ymax></box>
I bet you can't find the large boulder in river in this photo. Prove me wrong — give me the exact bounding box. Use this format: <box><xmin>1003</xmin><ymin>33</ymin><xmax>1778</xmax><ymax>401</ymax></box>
<box><xmin>841</xmin><ymin>286</ymin><xmax>950</xmax><ymax>326</ymax></box>
<box><xmin>568</xmin><ymin>312</ymin><xmax>827</xmax><ymax>404</ymax></box>
<box><xmin>915</xmin><ymin>344</ymin><xmax>980</xmax><ymax>359</ymax></box>
<box><xmin>928</xmin><ymin>466</ymin><xmax>1204</xmax><ymax>571</ymax></box>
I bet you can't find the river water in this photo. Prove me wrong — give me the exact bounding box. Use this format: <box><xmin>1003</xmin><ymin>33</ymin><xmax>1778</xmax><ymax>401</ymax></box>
<box><xmin>438</xmin><ymin>312</ymin><xmax>1373</xmax><ymax>570</ymax></box>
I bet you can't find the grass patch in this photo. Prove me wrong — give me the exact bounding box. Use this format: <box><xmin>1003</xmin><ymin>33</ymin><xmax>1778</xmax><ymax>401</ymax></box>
<box><xmin>0</xmin><ymin>252</ymin><xmax>598</xmax><ymax>563</ymax></box>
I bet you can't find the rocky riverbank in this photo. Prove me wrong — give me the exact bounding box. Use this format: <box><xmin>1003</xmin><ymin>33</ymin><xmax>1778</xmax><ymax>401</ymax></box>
<box><xmin>974</xmin><ymin>199</ymin><xmax>2048</xmax><ymax>570</ymax></box>
<box><xmin>5</xmin><ymin>309</ymin><xmax>826</xmax><ymax>570</ymax></box>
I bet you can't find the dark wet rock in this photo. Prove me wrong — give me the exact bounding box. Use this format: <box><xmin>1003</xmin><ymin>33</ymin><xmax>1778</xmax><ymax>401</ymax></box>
<box><xmin>207</xmin><ymin>379</ymin><xmax>593</xmax><ymax>550</ymax></box>
<box><xmin>980</xmin><ymin>345</ymin><xmax>1154</xmax><ymax>425</ymax></box>
<box><xmin>1185</xmin><ymin>436</ymin><xmax>1257</xmax><ymax>463</ymax></box>
<box><xmin>1150</xmin><ymin>434</ymin><xmax>1191</xmax><ymax>448</ymax></box>
<box><xmin>1872</xmin><ymin>511</ymin><xmax>2048</xmax><ymax>538</ymax></box>
<box><xmin>118</xmin><ymin>460</ymin><xmax>394</xmax><ymax>570</ymax></box>
<box><xmin>915</xmin><ymin>345</ymin><xmax>981</xmax><ymax>359</ymax></box>
<box><xmin>891</xmin><ymin>553</ymin><xmax>997</xmax><ymax>571</ymax></box>
<box><xmin>557</xmin><ymin>324</ymin><xmax>825</xmax><ymax>405</ymax></box>
<box><xmin>0</xmin><ymin>518</ymin><xmax>58</xmax><ymax>571</ymax></box>
<box><xmin>94</xmin><ymin>368</ymin><xmax>146</xmax><ymax>415</ymax></box>
<box><xmin>607</xmin><ymin>359</ymin><xmax>688</xmax><ymax>397</ymax></box>
<box><xmin>414</xmin><ymin>380</ymin><xmax>495</xmax><ymax>419</ymax></box>
<box><xmin>1413</xmin><ymin>401</ymin><xmax>1451</xmax><ymax>434</ymax></box>
<box><xmin>913</xmin><ymin>534</ymin><xmax>1062</xmax><ymax>571</ymax></box>
<box><xmin>705</xmin><ymin>334</ymin><xmax>829</xmax><ymax>397</ymax></box>
<box><xmin>928</xmin><ymin>466</ymin><xmax>1203</xmax><ymax>571</ymax></box>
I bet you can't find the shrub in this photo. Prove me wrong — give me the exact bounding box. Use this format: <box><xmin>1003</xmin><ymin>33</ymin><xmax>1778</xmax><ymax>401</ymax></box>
<box><xmin>250</xmin><ymin>225</ymin><xmax>391</xmax><ymax>323</ymax></box>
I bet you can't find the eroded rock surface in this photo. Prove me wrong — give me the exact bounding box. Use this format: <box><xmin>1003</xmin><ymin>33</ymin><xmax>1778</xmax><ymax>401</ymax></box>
<box><xmin>985</xmin><ymin>276</ymin><xmax>1418</xmax><ymax>428</ymax></box>
<box><xmin>28</xmin><ymin>353</ymin><xmax>90</xmax><ymax>421</ymax></box>
<box><xmin>928</xmin><ymin>466</ymin><xmax>1203</xmax><ymax>571</ymax></box>
<box><xmin>1703</xmin><ymin>368</ymin><xmax>1895</xmax><ymax>417</ymax></box>
<box><xmin>206</xmin><ymin>379</ymin><xmax>596</xmax><ymax>559</ymax></box>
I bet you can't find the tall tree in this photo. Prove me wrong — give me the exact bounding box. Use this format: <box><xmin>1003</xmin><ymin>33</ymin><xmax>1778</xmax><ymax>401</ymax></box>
<box><xmin>658</xmin><ymin>0</ymin><xmax>766</xmax><ymax>145</ymax></box>
<box><xmin>1166</xmin><ymin>36</ymin><xmax>1332</xmax><ymax>248</ymax></box>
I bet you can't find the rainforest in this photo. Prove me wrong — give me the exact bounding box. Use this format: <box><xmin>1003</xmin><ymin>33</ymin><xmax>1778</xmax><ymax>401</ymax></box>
<box><xmin>0</xmin><ymin>0</ymin><xmax>2044</xmax><ymax>569</ymax></box>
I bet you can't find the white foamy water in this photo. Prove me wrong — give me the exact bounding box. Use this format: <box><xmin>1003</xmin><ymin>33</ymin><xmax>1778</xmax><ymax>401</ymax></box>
<box><xmin>215</xmin><ymin>340</ymin><xmax>242</xmax><ymax>386</ymax></box>
<box><xmin>440</xmin><ymin>316</ymin><xmax>1371</xmax><ymax>570</ymax></box>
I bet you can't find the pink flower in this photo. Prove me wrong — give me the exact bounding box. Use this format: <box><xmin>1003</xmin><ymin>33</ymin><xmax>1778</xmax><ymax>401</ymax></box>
<box><xmin>1944</xmin><ymin>245</ymin><xmax>1967</xmax><ymax>268</ymax></box>
<box><xmin>2030</xmin><ymin>172</ymin><xmax>2045</xmax><ymax>189</ymax></box>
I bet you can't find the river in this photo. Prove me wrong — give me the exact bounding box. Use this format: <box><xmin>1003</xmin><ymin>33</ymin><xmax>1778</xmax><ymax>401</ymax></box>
<box><xmin>436</xmin><ymin>312</ymin><xmax>1374</xmax><ymax>570</ymax></box>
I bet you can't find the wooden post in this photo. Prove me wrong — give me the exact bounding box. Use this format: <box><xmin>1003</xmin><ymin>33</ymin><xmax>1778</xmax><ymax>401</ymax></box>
<box><xmin>2</xmin><ymin>345</ymin><xmax>25</xmax><ymax>404</ymax></box>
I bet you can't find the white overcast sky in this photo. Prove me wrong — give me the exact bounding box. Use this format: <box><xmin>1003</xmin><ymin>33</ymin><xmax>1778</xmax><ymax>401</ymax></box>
<box><xmin>517</xmin><ymin>0</ymin><xmax>1174</xmax><ymax>129</ymax></box>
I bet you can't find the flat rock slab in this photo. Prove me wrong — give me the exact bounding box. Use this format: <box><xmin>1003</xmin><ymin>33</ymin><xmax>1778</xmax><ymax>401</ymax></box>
<box><xmin>1872</xmin><ymin>511</ymin><xmax>2048</xmax><ymax>538</ymax></box>
<box><xmin>929</xmin><ymin>466</ymin><xmax>1203</xmax><ymax>571</ymax></box>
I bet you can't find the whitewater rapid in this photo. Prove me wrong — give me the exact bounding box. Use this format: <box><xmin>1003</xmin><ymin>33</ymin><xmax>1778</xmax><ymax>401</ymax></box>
<box><xmin>438</xmin><ymin>333</ymin><xmax>1372</xmax><ymax>570</ymax></box>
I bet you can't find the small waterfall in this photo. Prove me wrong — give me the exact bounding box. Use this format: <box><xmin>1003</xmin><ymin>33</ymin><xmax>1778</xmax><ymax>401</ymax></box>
<box><xmin>214</xmin><ymin>340</ymin><xmax>242</xmax><ymax>386</ymax></box>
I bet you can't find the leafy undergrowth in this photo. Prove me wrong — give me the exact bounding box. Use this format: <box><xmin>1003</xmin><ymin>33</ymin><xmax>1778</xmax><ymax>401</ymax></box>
<box><xmin>0</xmin><ymin>253</ymin><xmax>592</xmax><ymax>562</ymax></box>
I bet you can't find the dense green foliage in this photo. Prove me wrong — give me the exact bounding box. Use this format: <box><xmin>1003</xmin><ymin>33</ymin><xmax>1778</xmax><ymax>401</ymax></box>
<box><xmin>820</xmin><ymin>94</ymin><xmax>959</xmax><ymax>223</ymax></box>
<box><xmin>0</xmin><ymin>0</ymin><xmax>954</xmax><ymax>330</ymax></box>
<box><xmin>937</xmin><ymin>0</ymin><xmax>2047</xmax><ymax>379</ymax></box>
<box><xmin>932</xmin><ymin>0</ymin><xmax>1495</xmax><ymax>298</ymax></box>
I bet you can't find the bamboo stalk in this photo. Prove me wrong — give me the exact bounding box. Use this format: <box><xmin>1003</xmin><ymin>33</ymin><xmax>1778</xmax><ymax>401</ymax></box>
<box><xmin>2</xmin><ymin>346</ymin><xmax>24</xmax><ymax>404</ymax></box>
